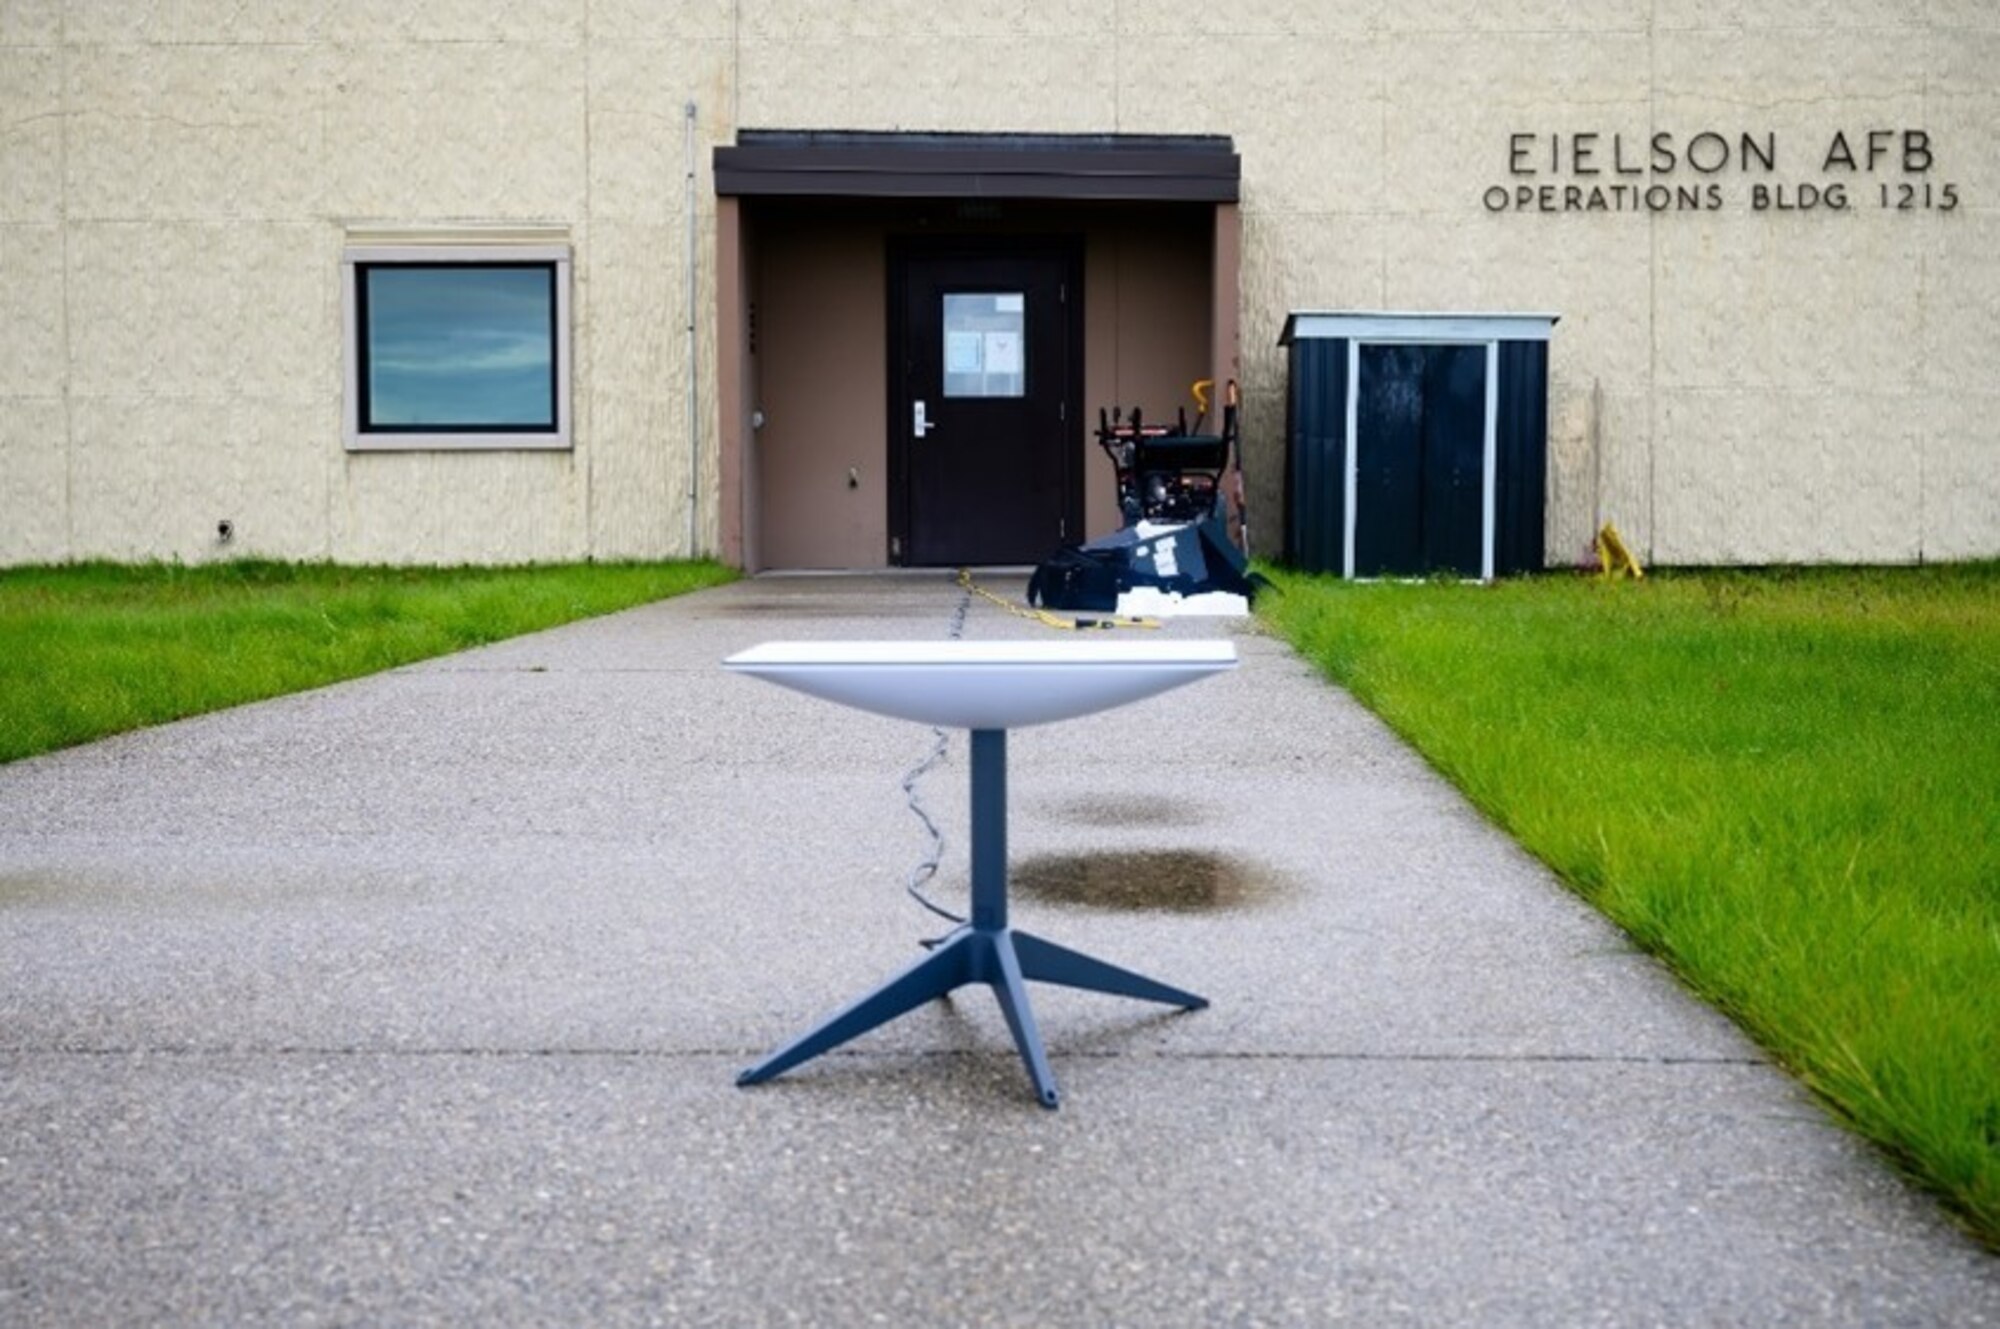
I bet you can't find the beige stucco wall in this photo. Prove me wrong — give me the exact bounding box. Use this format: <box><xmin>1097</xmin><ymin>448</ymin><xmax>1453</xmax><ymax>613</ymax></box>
<box><xmin>0</xmin><ymin>2</ymin><xmax>728</xmax><ymax>566</ymax></box>
<box><xmin>2</xmin><ymin>2</ymin><xmax>1994</xmax><ymax>567</ymax></box>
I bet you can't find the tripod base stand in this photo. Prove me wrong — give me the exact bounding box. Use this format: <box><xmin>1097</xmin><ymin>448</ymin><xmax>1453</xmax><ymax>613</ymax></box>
<box><xmin>736</xmin><ymin>728</ymin><xmax>1207</xmax><ymax>1108</ymax></box>
<box><xmin>736</xmin><ymin>921</ymin><xmax>1205</xmax><ymax>1109</ymax></box>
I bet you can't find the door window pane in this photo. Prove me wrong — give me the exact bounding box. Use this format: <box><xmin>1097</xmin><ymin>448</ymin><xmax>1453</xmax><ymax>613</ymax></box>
<box><xmin>942</xmin><ymin>292</ymin><xmax>1025</xmax><ymax>398</ymax></box>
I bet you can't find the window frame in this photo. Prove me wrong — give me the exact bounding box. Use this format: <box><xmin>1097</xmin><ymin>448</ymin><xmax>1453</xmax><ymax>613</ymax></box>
<box><xmin>941</xmin><ymin>291</ymin><xmax>1028</xmax><ymax>400</ymax></box>
<box><xmin>342</xmin><ymin>244</ymin><xmax>573</xmax><ymax>452</ymax></box>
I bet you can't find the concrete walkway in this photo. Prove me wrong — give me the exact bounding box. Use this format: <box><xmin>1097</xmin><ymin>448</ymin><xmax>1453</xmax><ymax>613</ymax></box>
<box><xmin>2</xmin><ymin>573</ymin><xmax>1993</xmax><ymax>1325</ymax></box>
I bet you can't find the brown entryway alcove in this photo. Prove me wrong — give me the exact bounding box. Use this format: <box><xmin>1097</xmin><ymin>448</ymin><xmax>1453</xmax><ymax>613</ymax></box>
<box><xmin>714</xmin><ymin>132</ymin><xmax>1241</xmax><ymax>570</ymax></box>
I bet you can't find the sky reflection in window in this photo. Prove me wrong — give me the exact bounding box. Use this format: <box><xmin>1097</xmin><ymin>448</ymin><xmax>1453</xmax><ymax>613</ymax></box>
<box><xmin>362</xmin><ymin>266</ymin><xmax>556</xmax><ymax>429</ymax></box>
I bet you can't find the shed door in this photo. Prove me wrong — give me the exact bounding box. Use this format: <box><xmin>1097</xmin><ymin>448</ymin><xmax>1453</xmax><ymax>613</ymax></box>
<box><xmin>1353</xmin><ymin>344</ymin><xmax>1486</xmax><ymax>578</ymax></box>
<box><xmin>891</xmin><ymin>246</ymin><xmax>1079</xmax><ymax>566</ymax></box>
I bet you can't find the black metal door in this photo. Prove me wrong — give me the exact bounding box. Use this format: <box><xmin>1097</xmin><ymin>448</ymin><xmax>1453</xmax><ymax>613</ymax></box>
<box><xmin>1354</xmin><ymin>344</ymin><xmax>1425</xmax><ymax>577</ymax></box>
<box><xmin>891</xmin><ymin>244</ymin><xmax>1079</xmax><ymax>566</ymax></box>
<box><xmin>1353</xmin><ymin>344</ymin><xmax>1486</xmax><ymax>577</ymax></box>
<box><xmin>1421</xmin><ymin>345</ymin><xmax>1487</xmax><ymax>577</ymax></box>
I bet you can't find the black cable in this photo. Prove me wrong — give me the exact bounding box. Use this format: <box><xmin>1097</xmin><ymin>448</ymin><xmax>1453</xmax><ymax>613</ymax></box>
<box><xmin>900</xmin><ymin>575</ymin><xmax>973</xmax><ymax>937</ymax></box>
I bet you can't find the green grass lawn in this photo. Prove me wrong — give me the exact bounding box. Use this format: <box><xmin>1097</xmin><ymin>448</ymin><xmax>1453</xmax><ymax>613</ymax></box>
<box><xmin>0</xmin><ymin>559</ymin><xmax>736</xmax><ymax>764</ymax></box>
<box><xmin>1259</xmin><ymin>563</ymin><xmax>2000</xmax><ymax>1249</ymax></box>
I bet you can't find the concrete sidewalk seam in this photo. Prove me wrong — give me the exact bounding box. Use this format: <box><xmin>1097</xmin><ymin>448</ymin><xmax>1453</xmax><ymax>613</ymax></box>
<box><xmin>1</xmin><ymin>1045</ymin><xmax>1770</xmax><ymax>1068</ymax></box>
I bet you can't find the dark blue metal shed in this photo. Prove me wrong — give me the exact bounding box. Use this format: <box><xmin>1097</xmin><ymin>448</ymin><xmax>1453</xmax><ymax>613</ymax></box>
<box><xmin>1280</xmin><ymin>311</ymin><xmax>1558</xmax><ymax>580</ymax></box>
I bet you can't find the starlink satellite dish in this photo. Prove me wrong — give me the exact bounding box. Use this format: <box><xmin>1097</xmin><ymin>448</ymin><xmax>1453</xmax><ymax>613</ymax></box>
<box><xmin>723</xmin><ymin>635</ymin><xmax>1241</xmax><ymax>1107</ymax></box>
<box><xmin>722</xmin><ymin>639</ymin><xmax>1238</xmax><ymax>731</ymax></box>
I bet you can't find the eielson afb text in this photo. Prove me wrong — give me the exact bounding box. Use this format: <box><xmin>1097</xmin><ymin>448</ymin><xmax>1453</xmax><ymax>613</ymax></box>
<box><xmin>1484</xmin><ymin>129</ymin><xmax>1960</xmax><ymax>214</ymax></box>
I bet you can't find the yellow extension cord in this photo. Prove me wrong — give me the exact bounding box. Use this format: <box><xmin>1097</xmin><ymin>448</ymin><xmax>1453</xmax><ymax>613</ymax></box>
<box><xmin>955</xmin><ymin>568</ymin><xmax>1162</xmax><ymax>631</ymax></box>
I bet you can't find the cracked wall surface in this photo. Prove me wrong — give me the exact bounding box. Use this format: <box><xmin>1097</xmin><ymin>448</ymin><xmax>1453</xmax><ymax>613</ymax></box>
<box><xmin>1</xmin><ymin>1</ymin><xmax>1993</xmax><ymax>567</ymax></box>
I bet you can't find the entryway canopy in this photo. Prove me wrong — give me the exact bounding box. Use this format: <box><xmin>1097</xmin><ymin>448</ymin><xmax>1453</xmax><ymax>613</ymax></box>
<box><xmin>712</xmin><ymin>131</ymin><xmax>1243</xmax><ymax>571</ymax></box>
<box><xmin>714</xmin><ymin>131</ymin><xmax>1240</xmax><ymax>203</ymax></box>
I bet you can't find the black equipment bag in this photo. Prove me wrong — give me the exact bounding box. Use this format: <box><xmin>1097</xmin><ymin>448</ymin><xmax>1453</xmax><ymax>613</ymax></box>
<box><xmin>1027</xmin><ymin>513</ymin><xmax>1256</xmax><ymax>612</ymax></box>
<box><xmin>1025</xmin><ymin>544</ymin><xmax>1125</xmax><ymax>612</ymax></box>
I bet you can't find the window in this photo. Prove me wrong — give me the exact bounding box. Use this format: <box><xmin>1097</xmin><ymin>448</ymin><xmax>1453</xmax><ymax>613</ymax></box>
<box><xmin>942</xmin><ymin>292</ymin><xmax>1026</xmax><ymax>398</ymax></box>
<box><xmin>342</xmin><ymin>245</ymin><xmax>572</xmax><ymax>450</ymax></box>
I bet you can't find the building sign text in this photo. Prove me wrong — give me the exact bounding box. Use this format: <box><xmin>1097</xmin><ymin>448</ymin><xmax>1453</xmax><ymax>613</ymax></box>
<box><xmin>1484</xmin><ymin>129</ymin><xmax>1959</xmax><ymax>215</ymax></box>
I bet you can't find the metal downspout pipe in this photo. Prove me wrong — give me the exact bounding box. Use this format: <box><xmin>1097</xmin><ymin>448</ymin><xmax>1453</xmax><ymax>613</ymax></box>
<box><xmin>685</xmin><ymin>101</ymin><xmax>701</xmax><ymax>557</ymax></box>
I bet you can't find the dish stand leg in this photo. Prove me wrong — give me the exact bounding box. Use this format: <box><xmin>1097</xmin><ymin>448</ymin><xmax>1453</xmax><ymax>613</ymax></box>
<box><xmin>737</xmin><ymin>729</ymin><xmax>1204</xmax><ymax>1108</ymax></box>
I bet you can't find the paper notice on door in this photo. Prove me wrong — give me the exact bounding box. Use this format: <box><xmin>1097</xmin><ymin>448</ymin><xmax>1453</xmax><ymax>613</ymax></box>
<box><xmin>983</xmin><ymin>330</ymin><xmax>1022</xmax><ymax>376</ymax></box>
<box><xmin>945</xmin><ymin>330</ymin><xmax>983</xmax><ymax>375</ymax></box>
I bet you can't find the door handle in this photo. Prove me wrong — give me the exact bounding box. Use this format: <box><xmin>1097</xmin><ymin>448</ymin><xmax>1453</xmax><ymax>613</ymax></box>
<box><xmin>913</xmin><ymin>399</ymin><xmax>934</xmax><ymax>439</ymax></box>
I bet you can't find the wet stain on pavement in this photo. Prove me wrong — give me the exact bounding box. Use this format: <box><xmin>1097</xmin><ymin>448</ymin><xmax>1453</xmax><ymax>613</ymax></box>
<box><xmin>1013</xmin><ymin>849</ymin><xmax>1285</xmax><ymax>913</ymax></box>
<box><xmin>0</xmin><ymin>870</ymin><xmax>71</xmax><ymax>908</ymax></box>
<box><xmin>0</xmin><ymin>868</ymin><xmax>433</xmax><ymax>914</ymax></box>
<box><xmin>693</xmin><ymin>599</ymin><xmax>942</xmax><ymax>620</ymax></box>
<box><xmin>1043</xmin><ymin>796</ymin><xmax>1209</xmax><ymax>829</ymax></box>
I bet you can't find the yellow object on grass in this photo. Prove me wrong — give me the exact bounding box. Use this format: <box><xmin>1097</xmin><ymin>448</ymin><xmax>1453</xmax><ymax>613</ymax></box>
<box><xmin>1595</xmin><ymin>523</ymin><xmax>1645</xmax><ymax>580</ymax></box>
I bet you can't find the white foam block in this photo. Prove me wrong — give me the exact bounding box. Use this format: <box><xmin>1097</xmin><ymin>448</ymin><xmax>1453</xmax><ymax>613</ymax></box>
<box><xmin>1115</xmin><ymin>587</ymin><xmax>1252</xmax><ymax>618</ymax></box>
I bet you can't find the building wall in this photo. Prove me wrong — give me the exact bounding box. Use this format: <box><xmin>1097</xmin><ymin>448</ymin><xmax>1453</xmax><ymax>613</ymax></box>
<box><xmin>746</xmin><ymin>203</ymin><xmax>1210</xmax><ymax>569</ymax></box>
<box><xmin>1081</xmin><ymin>213</ymin><xmax>1216</xmax><ymax>541</ymax></box>
<box><xmin>0</xmin><ymin>2</ymin><xmax>726</xmax><ymax>566</ymax></box>
<box><xmin>751</xmin><ymin>213</ymin><xmax>886</xmax><ymax>570</ymax></box>
<box><xmin>2</xmin><ymin>2</ymin><xmax>1993</xmax><ymax>567</ymax></box>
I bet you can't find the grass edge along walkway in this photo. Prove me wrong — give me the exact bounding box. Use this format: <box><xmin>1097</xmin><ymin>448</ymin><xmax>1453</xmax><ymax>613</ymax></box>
<box><xmin>0</xmin><ymin>559</ymin><xmax>737</xmax><ymax>765</ymax></box>
<box><xmin>1257</xmin><ymin>564</ymin><xmax>2000</xmax><ymax>1252</ymax></box>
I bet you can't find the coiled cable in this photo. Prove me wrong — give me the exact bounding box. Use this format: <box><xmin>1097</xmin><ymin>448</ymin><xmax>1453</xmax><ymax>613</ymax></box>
<box><xmin>900</xmin><ymin>575</ymin><xmax>972</xmax><ymax>933</ymax></box>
